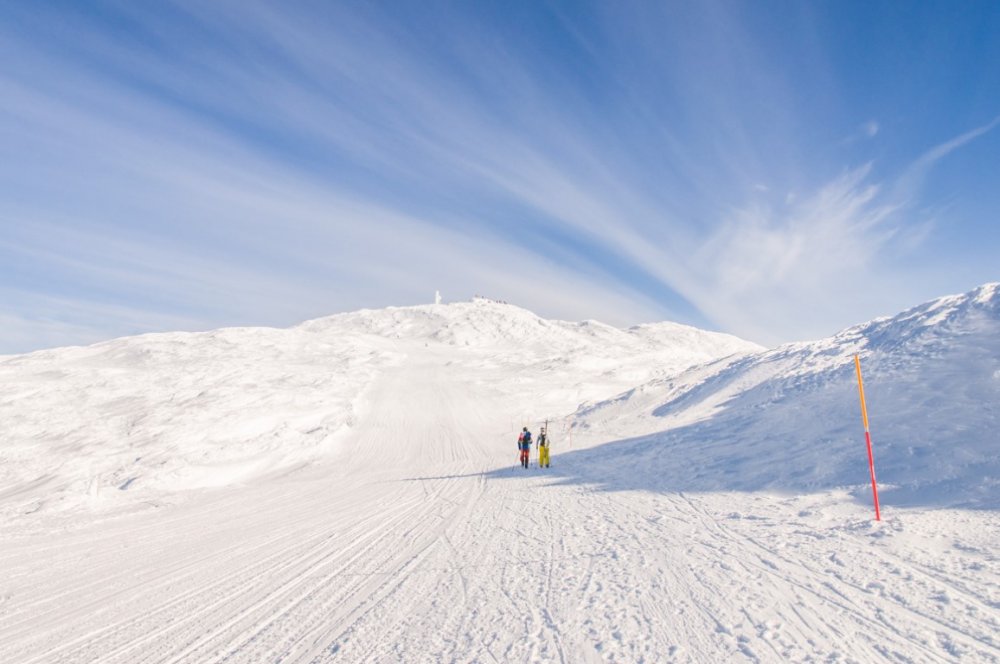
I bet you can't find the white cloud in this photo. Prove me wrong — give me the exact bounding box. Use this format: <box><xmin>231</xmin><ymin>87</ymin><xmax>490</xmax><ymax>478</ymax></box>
<box><xmin>665</xmin><ymin>116</ymin><xmax>1000</xmax><ymax>344</ymax></box>
<box><xmin>909</xmin><ymin>116</ymin><xmax>1000</xmax><ymax>171</ymax></box>
<box><xmin>0</xmin><ymin>290</ymin><xmax>209</xmax><ymax>356</ymax></box>
<box><xmin>674</xmin><ymin>166</ymin><xmax>909</xmax><ymax>343</ymax></box>
<box><xmin>1</xmin><ymin>3</ymin><xmax>996</xmax><ymax>353</ymax></box>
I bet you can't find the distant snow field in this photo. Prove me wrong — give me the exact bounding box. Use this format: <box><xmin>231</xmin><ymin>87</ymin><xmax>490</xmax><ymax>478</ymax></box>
<box><xmin>1</xmin><ymin>287</ymin><xmax>998</xmax><ymax>663</ymax></box>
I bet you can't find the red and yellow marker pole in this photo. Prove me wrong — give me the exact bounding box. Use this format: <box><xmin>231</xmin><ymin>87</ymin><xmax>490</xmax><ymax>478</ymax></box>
<box><xmin>854</xmin><ymin>354</ymin><xmax>881</xmax><ymax>521</ymax></box>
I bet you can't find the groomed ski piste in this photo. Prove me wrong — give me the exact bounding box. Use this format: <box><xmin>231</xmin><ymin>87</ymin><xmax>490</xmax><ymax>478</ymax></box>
<box><xmin>1</xmin><ymin>286</ymin><xmax>998</xmax><ymax>663</ymax></box>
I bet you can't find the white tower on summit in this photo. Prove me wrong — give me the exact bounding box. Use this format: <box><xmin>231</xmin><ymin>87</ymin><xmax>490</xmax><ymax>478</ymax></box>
<box><xmin>434</xmin><ymin>290</ymin><xmax>442</xmax><ymax>305</ymax></box>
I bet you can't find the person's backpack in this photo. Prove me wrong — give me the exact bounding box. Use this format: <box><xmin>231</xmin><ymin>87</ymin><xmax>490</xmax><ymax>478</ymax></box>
<box><xmin>523</xmin><ymin>431</ymin><xmax>532</xmax><ymax>445</ymax></box>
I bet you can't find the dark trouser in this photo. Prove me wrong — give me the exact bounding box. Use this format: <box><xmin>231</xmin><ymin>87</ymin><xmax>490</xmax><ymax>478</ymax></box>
<box><xmin>520</xmin><ymin>448</ymin><xmax>529</xmax><ymax>468</ymax></box>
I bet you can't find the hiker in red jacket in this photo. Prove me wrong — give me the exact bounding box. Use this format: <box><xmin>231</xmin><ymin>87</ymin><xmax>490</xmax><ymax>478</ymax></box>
<box><xmin>517</xmin><ymin>427</ymin><xmax>532</xmax><ymax>469</ymax></box>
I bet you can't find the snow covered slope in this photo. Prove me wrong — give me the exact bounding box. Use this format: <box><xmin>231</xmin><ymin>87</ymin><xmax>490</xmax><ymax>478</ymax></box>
<box><xmin>0</xmin><ymin>299</ymin><xmax>759</xmax><ymax>519</ymax></box>
<box><xmin>569</xmin><ymin>283</ymin><xmax>1000</xmax><ymax>508</ymax></box>
<box><xmin>2</xmin><ymin>291</ymin><xmax>998</xmax><ymax>664</ymax></box>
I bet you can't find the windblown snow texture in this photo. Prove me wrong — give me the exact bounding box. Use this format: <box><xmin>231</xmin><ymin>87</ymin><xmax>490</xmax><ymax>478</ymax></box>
<box><xmin>0</xmin><ymin>301</ymin><xmax>760</xmax><ymax>517</ymax></box>
<box><xmin>570</xmin><ymin>282</ymin><xmax>1000</xmax><ymax>509</ymax></box>
<box><xmin>1</xmin><ymin>289</ymin><xmax>998</xmax><ymax>663</ymax></box>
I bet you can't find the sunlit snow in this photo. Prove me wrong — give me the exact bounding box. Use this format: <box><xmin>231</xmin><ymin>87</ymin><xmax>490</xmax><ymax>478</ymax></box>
<box><xmin>1</xmin><ymin>288</ymin><xmax>998</xmax><ymax>663</ymax></box>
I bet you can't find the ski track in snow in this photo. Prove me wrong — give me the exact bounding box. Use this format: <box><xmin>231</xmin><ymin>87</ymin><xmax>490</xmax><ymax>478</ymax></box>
<box><xmin>1</xmin><ymin>295</ymin><xmax>999</xmax><ymax>663</ymax></box>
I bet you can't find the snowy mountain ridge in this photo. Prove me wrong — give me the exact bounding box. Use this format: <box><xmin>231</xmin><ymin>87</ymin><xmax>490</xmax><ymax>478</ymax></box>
<box><xmin>297</xmin><ymin>298</ymin><xmax>759</xmax><ymax>361</ymax></box>
<box><xmin>569</xmin><ymin>282</ymin><xmax>1000</xmax><ymax>508</ymax></box>
<box><xmin>0</xmin><ymin>298</ymin><xmax>760</xmax><ymax>519</ymax></box>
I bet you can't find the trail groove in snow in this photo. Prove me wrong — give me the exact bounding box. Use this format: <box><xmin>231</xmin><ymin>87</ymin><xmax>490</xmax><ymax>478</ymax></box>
<box><xmin>2</xmin><ymin>293</ymin><xmax>999</xmax><ymax>662</ymax></box>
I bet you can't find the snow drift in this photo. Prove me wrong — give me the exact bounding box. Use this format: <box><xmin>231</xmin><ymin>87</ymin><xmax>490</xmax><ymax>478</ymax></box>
<box><xmin>0</xmin><ymin>299</ymin><xmax>759</xmax><ymax>518</ymax></box>
<box><xmin>567</xmin><ymin>283</ymin><xmax>1000</xmax><ymax>509</ymax></box>
<box><xmin>3</xmin><ymin>288</ymin><xmax>999</xmax><ymax>664</ymax></box>
<box><xmin>2</xmin><ymin>285</ymin><xmax>998</xmax><ymax>520</ymax></box>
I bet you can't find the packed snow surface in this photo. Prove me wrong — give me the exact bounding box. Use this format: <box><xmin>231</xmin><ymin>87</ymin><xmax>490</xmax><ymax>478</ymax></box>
<box><xmin>1</xmin><ymin>290</ymin><xmax>998</xmax><ymax>663</ymax></box>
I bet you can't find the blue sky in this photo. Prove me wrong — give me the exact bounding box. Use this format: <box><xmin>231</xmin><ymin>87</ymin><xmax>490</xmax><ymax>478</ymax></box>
<box><xmin>1</xmin><ymin>1</ymin><xmax>998</xmax><ymax>353</ymax></box>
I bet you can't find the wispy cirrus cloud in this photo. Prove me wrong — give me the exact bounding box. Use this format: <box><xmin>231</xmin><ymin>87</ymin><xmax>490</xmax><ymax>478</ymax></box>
<box><xmin>894</xmin><ymin>115</ymin><xmax>1000</xmax><ymax>200</ymax></box>
<box><xmin>676</xmin><ymin>115</ymin><xmax>1000</xmax><ymax>344</ymax></box>
<box><xmin>685</xmin><ymin>165</ymin><xmax>902</xmax><ymax>342</ymax></box>
<box><xmin>1</xmin><ymin>1</ymin><xmax>997</xmax><ymax>352</ymax></box>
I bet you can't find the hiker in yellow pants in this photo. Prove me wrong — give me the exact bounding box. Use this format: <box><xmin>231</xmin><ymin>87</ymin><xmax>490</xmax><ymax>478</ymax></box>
<box><xmin>538</xmin><ymin>427</ymin><xmax>550</xmax><ymax>468</ymax></box>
